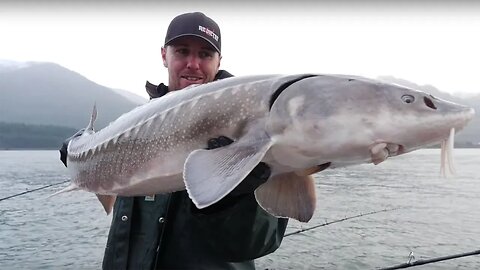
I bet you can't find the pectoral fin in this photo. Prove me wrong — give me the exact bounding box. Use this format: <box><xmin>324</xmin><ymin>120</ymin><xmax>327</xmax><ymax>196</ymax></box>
<box><xmin>184</xmin><ymin>131</ymin><xmax>273</xmax><ymax>209</ymax></box>
<box><xmin>96</xmin><ymin>194</ymin><xmax>116</xmax><ymax>215</ymax></box>
<box><xmin>255</xmin><ymin>172</ymin><xmax>317</xmax><ymax>222</ymax></box>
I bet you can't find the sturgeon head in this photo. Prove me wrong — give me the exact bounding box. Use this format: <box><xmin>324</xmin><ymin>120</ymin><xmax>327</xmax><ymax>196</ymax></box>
<box><xmin>253</xmin><ymin>74</ymin><xmax>474</xmax><ymax>222</ymax></box>
<box><xmin>266</xmin><ymin>75</ymin><xmax>475</xmax><ymax>169</ymax></box>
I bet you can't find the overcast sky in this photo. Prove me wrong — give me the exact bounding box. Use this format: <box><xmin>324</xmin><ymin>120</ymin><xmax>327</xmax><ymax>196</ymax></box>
<box><xmin>1</xmin><ymin>1</ymin><xmax>480</xmax><ymax>98</ymax></box>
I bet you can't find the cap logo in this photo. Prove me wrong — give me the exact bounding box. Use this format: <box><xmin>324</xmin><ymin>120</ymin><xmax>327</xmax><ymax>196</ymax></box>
<box><xmin>198</xmin><ymin>25</ymin><xmax>219</xmax><ymax>42</ymax></box>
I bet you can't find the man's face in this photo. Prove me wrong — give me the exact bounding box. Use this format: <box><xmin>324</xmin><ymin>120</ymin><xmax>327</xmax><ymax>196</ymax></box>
<box><xmin>162</xmin><ymin>36</ymin><xmax>221</xmax><ymax>91</ymax></box>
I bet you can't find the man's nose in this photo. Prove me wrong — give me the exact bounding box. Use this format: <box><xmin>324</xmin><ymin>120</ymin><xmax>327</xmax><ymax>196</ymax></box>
<box><xmin>186</xmin><ymin>55</ymin><xmax>200</xmax><ymax>70</ymax></box>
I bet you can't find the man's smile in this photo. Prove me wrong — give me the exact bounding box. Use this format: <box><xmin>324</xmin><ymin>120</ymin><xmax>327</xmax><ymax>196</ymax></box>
<box><xmin>181</xmin><ymin>75</ymin><xmax>204</xmax><ymax>82</ymax></box>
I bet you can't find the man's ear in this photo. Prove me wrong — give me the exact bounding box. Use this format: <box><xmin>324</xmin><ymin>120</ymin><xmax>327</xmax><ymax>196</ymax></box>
<box><xmin>217</xmin><ymin>54</ymin><xmax>222</xmax><ymax>69</ymax></box>
<box><xmin>161</xmin><ymin>47</ymin><xmax>168</xmax><ymax>67</ymax></box>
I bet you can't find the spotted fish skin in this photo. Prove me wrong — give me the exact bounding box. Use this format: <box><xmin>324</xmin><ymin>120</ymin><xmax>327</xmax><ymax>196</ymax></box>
<box><xmin>60</xmin><ymin>73</ymin><xmax>474</xmax><ymax>221</ymax></box>
<box><xmin>66</xmin><ymin>74</ymin><xmax>298</xmax><ymax>195</ymax></box>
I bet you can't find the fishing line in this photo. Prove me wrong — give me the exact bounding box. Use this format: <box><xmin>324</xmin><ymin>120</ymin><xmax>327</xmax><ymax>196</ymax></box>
<box><xmin>378</xmin><ymin>249</ymin><xmax>480</xmax><ymax>269</ymax></box>
<box><xmin>285</xmin><ymin>207</ymin><xmax>405</xmax><ymax>237</ymax></box>
<box><xmin>285</xmin><ymin>208</ymin><xmax>480</xmax><ymax>269</ymax></box>
<box><xmin>0</xmin><ymin>179</ymin><xmax>69</xmax><ymax>202</ymax></box>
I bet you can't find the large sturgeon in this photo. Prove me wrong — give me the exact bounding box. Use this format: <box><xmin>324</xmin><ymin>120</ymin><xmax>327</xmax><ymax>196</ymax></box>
<box><xmin>59</xmin><ymin>74</ymin><xmax>475</xmax><ymax>222</ymax></box>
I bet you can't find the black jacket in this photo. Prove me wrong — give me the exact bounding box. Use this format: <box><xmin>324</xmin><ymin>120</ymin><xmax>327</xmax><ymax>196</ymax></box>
<box><xmin>102</xmin><ymin>70</ymin><xmax>288</xmax><ymax>270</ymax></box>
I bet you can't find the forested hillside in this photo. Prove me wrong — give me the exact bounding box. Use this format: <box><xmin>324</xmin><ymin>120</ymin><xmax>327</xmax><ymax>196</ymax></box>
<box><xmin>0</xmin><ymin>122</ymin><xmax>77</xmax><ymax>149</ymax></box>
<box><xmin>0</xmin><ymin>61</ymin><xmax>146</xmax><ymax>129</ymax></box>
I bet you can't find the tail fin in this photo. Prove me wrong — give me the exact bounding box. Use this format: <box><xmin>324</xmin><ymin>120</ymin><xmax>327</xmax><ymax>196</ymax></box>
<box><xmin>46</xmin><ymin>183</ymin><xmax>79</xmax><ymax>199</ymax></box>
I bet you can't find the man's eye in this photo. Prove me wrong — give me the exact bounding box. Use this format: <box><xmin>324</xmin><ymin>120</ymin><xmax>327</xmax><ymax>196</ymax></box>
<box><xmin>176</xmin><ymin>48</ymin><xmax>189</xmax><ymax>55</ymax></box>
<box><xmin>199</xmin><ymin>51</ymin><xmax>213</xmax><ymax>59</ymax></box>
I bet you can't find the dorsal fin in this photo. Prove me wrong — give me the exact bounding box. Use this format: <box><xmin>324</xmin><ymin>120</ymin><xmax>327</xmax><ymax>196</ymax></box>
<box><xmin>86</xmin><ymin>103</ymin><xmax>97</xmax><ymax>132</ymax></box>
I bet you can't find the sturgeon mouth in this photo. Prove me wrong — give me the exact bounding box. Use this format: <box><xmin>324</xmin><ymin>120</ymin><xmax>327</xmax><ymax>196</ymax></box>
<box><xmin>386</xmin><ymin>144</ymin><xmax>405</xmax><ymax>156</ymax></box>
<box><xmin>370</xmin><ymin>142</ymin><xmax>404</xmax><ymax>165</ymax></box>
<box><xmin>371</xmin><ymin>128</ymin><xmax>456</xmax><ymax>176</ymax></box>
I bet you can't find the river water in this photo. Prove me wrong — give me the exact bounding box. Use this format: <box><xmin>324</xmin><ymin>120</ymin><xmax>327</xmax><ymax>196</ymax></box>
<box><xmin>0</xmin><ymin>149</ymin><xmax>479</xmax><ymax>269</ymax></box>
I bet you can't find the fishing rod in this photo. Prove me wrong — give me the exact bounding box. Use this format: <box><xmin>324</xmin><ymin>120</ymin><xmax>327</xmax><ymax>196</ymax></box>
<box><xmin>378</xmin><ymin>249</ymin><xmax>480</xmax><ymax>269</ymax></box>
<box><xmin>285</xmin><ymin>207</ymin><xmax>405</xmax><ymax>237</ymax></box>
<box><xmin>285</xmin><ymin>208</ymin><xmax>480</xmax><ymax>269</ymax></box>
<box><xmin>0</xmin><ymin>179</ymin><xmax>69</xmax><ymax>202</ymax></box>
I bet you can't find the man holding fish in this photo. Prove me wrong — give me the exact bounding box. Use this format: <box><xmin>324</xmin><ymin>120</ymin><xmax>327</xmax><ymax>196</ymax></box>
<box><xmin>59</xmin><ymin>9</ymin><xmax>475</xmax><ymax>270</ymax></box>
<box><xmin>60</xmin><ymin>12</ymin><xmax>288</xmax><ymax>270</ymax></box>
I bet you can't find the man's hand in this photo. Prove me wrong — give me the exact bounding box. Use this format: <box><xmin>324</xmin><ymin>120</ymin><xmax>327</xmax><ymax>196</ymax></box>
<box><xmin>206</xmin><ymin>136</ymin><xmax>271</xmax><ymax>196</ymax></box>
<box><xmin>59</xmin><ymin>128</ymin><xmax>85</xmax><ymax>167</ymax></box>
<box><xmin>206</xmin><ymin>135</ymin><xmax>234</xmax><ymax>150</ymax></box>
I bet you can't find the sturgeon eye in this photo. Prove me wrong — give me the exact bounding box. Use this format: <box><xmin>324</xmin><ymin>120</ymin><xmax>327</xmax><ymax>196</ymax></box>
<box><xmin>401</xmin><ymin>94</ymin><xmax>415</xmax><ymax>104</ymax></box>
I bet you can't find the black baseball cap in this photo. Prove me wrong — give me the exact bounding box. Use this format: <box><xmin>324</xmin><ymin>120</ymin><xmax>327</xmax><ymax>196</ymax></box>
<box><xmin>164</xmin><ymin>12</ymin><xmax>221</xmax><ymax>53</ymax></box>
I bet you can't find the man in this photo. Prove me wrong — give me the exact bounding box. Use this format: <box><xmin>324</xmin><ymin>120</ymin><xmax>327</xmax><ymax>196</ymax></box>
<box><xmin>61</xmin><ymin>12</ymin><xmax>288</xmax><ymax>270</ymax></box>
